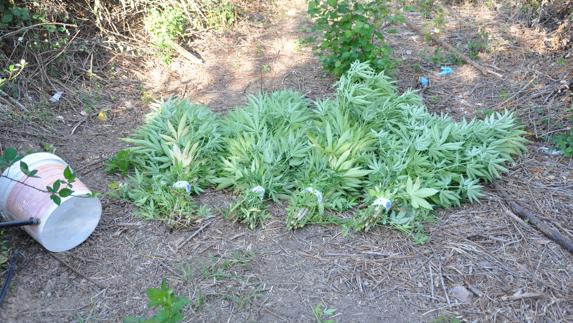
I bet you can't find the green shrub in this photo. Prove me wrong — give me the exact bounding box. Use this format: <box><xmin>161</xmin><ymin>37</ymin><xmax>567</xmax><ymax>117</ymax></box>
<box><xmin>144</xmin><ymin>5</ymin><xmax>188</xmax><ymax>63</ymax></box>
<box><xmin>308</xmin><ymin>0</ymin><xmax>398</xmax><ymax>76</ymax></box>
<box><xmin>0</xmin><ymin>3</ymin><xmax>31</xmax><ymax>27</ymax></box>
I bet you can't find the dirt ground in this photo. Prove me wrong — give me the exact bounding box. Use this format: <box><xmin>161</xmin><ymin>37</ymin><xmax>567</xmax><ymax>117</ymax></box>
<box><xmin>1</xmin><ymin>1</ymin><xmax>572</xmax><ymax>322</ymax></box>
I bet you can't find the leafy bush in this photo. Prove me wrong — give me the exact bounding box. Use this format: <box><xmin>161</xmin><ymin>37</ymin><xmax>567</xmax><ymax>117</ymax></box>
<box><xmin>0</xmin><ymin>3</ymin><xmax>31</xmax><ymax>27</ymax></box>
<box><xmin>307</xmin><ymin>0</ymin><xmax>398</xmax><ymax>76</ymax></box>
<box><xmin>0</xmin><ymin>60</ymin><xmax>26</xmax><ymax>89</ymax></box>
<box><xmin>144</xmin><ymin>5</ymin><xmax>188</xmax><ymax>63</ymax></box>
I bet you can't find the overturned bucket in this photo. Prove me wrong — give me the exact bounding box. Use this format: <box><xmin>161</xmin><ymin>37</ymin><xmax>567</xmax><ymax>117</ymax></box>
<box><xmin>0</xmin><ymin>153</ymin><xmax>101</xmax><ymax>252</ymax></box>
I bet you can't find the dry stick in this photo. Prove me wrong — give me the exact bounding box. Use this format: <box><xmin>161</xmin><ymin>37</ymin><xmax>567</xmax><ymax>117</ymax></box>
<box><xmin>49</xmin><ymin>254</ymin><xmax>105</xmax><ymax>290</ymax></box>
<box><xmin>0</xmin><ymin>89</ymin><xmax>28</xmax><ymax>112</ymax></box>
<box><xmin>176</xmin><ymin>218</ymin><xmax>215</xmax><ymax>250</ymax></box>
<box><xmin>0</xmin><ymin>23</ymin><xmax>78</xmax><ymax>40</ymax></box>
<box><xmin>403</xmin><ymin>20</ymin><xmax>503</xmax><ymax>79</ymax></box>
<box><xmin>172</xmin><ymin>42</ymin><xmax>204</xmax><ymax>64</ymax></box>
<box><xmin>494</xmin><ymin>183</ymin><xmax>573</xmax><ymax>254</ymax></box>
<box><xmin>439</xmin><ymin>265</ymin><xmax>451</xmax><ymax>305</ymax></box>
<box><xmin>501</xmin><ymin>292</ymin><xmax>544</xmax><ymax>301</ymax></box>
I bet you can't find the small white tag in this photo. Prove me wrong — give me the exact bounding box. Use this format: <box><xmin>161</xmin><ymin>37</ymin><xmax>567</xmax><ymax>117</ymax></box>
<box><xmin>251</xmin><ymin>186</ymin><xmax>265</xmax><ymax>199</ymax></box>
<box><xmin>172</xmin><ymin>181</ymin><xmax>191</xmax><ymax>193</ymax></box>
<box><xmin>49</xmin><ymin>91</ymin><xmax>64</xmax><ymax>103</ymax></box>
<box><xmin>372</xmin><ymin>196</ymin><xmax>392</xmax><ymax>211</ymax></box>
<box><xmin>303</xmin><ymin>187</ymin><xmax>323</xmax><ymax>205</ymax></box>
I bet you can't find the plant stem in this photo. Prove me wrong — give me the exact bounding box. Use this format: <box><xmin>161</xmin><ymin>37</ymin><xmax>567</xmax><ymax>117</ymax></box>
<box><xmin>0</xmin><ymin>175</ymin><xmax>90</xmax><ymax>199</ymax></box>
<box><xmin>0</xmin><ymin>175</ymin><xmax>50</xmax><ymax>194</ymax></box>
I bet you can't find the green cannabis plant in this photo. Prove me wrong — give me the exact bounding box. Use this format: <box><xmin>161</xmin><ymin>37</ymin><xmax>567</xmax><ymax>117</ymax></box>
<box><xmin>120</xmin><ymin>98</ymin><xmax>220</xmax><ymax>225</ymax></box>
<box><xmin>215</xmin><ymin>91</ymin><xmax>314</xmax><ymax>227</ymax></box>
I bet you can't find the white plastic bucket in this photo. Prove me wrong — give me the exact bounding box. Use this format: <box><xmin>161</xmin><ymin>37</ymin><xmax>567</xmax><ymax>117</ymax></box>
<box><xmin>0</xmin><ymin>153</ymin><xmax>101</xmax><ymax>252</ymax></box>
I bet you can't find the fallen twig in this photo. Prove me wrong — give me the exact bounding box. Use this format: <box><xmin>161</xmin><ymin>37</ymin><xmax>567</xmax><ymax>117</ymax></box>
<box><xmin>494</xmin><ymin>182</ymin><xmax>573</xmax><ymax>254</ymax></box>
<box><xmin>49</xmin><ymin>253</ymin><xmax>105</xmax><ymax>290</ymax></box>
<box><xmin>404</xmin><ymin>20</ymin><xmax>503</xmax><ymax>79</ymax></box>
<box><xmin>70</xmin><ymin>116</ymin><xmax>88</xmax><ymax>135</ymax></box>
<box><xmin>501</xmin><ymin>291</ymin><xmax>544</xmax><ymax>301</ymax></box>
<box><xmin>0</xmin><ymin>23</ymin><xmax>78</xmax><ymax>40</ymax></box>
<box><xmin>172</xmin><ymin>42</ymin><xmax>204</xmax><ymax>64</ymax></box>
<box><xmin>0</xmin><ymin>89</ymin><xmax>28</xmax><ymax>112</ymax></box>
<box><xmin>176</xmin><ymin>218</ymin><xmax>215</xmax><ymax>250</ymax></box>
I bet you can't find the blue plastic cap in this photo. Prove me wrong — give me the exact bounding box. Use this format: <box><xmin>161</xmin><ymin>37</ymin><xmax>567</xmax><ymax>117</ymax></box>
<box><xmin>438</xmin><ymin>66</ymin><xmax>453</xmax><ymax>76</ymax></box>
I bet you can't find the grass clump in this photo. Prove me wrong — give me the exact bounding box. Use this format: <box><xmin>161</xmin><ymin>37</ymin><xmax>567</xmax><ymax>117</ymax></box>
<box><xmin>204</xmin><ymin>0</ymin><xmax>236</xmax><ymax>31</ymax></box>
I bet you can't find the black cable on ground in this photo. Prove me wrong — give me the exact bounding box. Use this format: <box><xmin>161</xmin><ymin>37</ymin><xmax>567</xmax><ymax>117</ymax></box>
<box><xmin>0</xmin><ymin>250</ymin><xmax>18</xmax><ymax>306</ymax></box>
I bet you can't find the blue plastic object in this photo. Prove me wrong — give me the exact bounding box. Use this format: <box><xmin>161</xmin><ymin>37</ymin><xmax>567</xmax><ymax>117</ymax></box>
<box><xmin>418</xmin><ymin>76</ymin><xmax>429</xmax><ymax>88</ymax></box>
<box><xmin>438</xmin><ymin>66</ymin><xmax>453</xmax><ymax>76</ymax></box>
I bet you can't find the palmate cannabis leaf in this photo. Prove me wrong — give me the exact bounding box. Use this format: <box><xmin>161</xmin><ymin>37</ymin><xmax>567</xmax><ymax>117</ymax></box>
<box><xmin>124</xmin><ymin>97</ymin><xmax>221</xmax><ymax>193</ymax></box>
<box><xmin>405</xmin><ymin>177</ymin><xmax>438</xmax><ymax>210</ymax></box>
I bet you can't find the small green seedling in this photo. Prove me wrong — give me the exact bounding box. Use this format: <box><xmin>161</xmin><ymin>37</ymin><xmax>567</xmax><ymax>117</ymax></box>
<box><xmin>312</xmin><ymin>303</ymin><xmax>336</xmax><ymax>323</ymax></box>
<box><xmin>125</xmin><ymin>278</ymin><xmax>189</xmax><ymax>323</ymax></box>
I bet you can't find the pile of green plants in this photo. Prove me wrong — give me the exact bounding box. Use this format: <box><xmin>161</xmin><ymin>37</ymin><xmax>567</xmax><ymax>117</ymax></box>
<box><xmin>114</xmin><ymin>62</ymin><xmax>526</xmax><ymax>238</ymax></box>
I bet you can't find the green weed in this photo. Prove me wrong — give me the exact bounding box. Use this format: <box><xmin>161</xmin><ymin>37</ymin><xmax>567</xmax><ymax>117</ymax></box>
<box><xmin>554</xmin><ymin>132</ymin><xmax>573</xmax><ymax>157</ymax></box>
<box><xmin>120</xmin><ymin>98</ymin><xmax>221</xmax><ymax>225</ymax></box>
<box><xmin>205</xmin><ymin>0</ymin><xmax>236</xmax><ymax>31</ymax></box>
<box><xmin>180</xmin><ymin>250</ymin><xmax>259</xmax><ymax>312</ymax></box>
<box><xmin>200</xmin><ymin>250</ymin><xmax>255</xmax><ymax>280</ymax></box>
<box><xmin>106</xmin><ymin>149</ymin><xmax>134</xmax><ymax>176</ymax></box>
<box><xmin>428</xmin><ymin>48</ymin><xmax>464</xmax><ymax>66</ymax></box>
<box><xmin>295</xmin><ymin>36</ymin><xmax>316</xmax><ymax>51</ymax></box>
<box><xmin>0</xmin><ymin>60</ymin><xmax>26</xmax><ymax>89</ymax></box>
<box><xmin>499</xmin><ymin>88</ymin><xmax>509</xmax><ymax>100</ymax></box>
<box><xmin>125</xmin><ymin>279</ymin><xmax>189</xmax><ymax>323</ymax></box>
<box><xmin>466</xmin><ymin>27</ymin><xmax>490</xmax><ymax>60</ymax></box>
<box><xmin>144</xmin><ymin>5</ymin><xmax>188</xmax><ymax>63</ymax></box>
<box><xmin>553</xmin><ymin>107</ymin><xmax>573</xmax><ymax>157</ymax></box>
<box><xmin>312</xmin><ymin>303</ymin><xmax>336</xmax><ymax>323</ymax></box>
<box><xmin>125</xmin><ymin>62</ymin><xmax>527</xmax><ymax>239</ymax></box>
